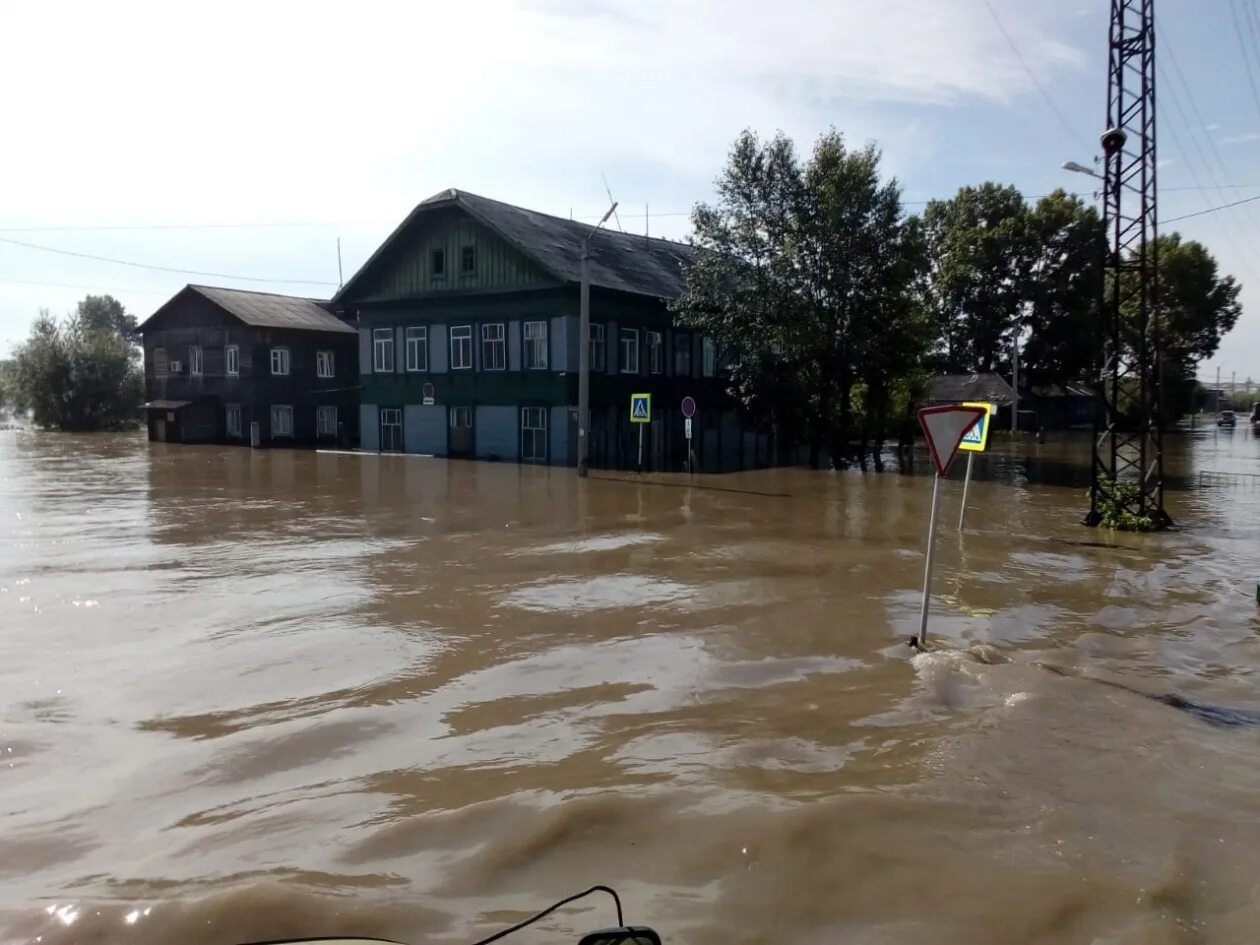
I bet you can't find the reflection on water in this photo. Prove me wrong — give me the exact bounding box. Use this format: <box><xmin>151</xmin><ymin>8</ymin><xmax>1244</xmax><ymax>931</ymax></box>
<box><xmin>1</xmin><ymin>429</ymin><xmax>1259</xmax><ymax>944</ymax></box>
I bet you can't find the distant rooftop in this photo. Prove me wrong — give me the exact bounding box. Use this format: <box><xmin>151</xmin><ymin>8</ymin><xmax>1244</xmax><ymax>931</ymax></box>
<box><xmin>141</xmin><ymin>285</ymin><xmax>354</xmax><ymax>334</ymax></box>
<box><xmin>929</xmin><ymin>372</ymin><xmax>1016</xmax><ymax>405</ymax></box>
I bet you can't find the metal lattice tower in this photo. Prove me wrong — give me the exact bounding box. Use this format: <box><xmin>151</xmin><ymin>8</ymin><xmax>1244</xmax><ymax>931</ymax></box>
<box><xmin>1087</xmin><ymin>0</ymin><xmax>1172</xmax><ymax>528</ymax></box>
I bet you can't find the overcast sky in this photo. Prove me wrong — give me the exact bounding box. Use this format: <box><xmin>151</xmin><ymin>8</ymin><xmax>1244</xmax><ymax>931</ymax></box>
<box><xmin>1</xmin><ymin>0</ymin><xmax>1256</xmax><ymax>382</ymax></box>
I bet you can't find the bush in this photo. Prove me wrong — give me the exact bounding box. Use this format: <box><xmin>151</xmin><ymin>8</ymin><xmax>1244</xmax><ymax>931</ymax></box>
<box><xmin>1094</xmin><ymin>481</ymin><xmax>1160</xmax><ymax>532</ymax></box>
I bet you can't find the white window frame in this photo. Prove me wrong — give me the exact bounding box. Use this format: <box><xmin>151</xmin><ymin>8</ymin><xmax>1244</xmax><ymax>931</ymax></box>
<box><xmin>524</xmin><ymin>320</ymin><xmax>548</xmax><ymax>370</ymax></box>
<box><xmin>646</xmin><ymin>330</ymin><xmax>663</xmax><ymax>374</ymax></box>
<box><xmin>449</xmin><ymin>405</ymin><xmax>473</xmax><ymax>428</ymax></box>
<box><xmin>675</xmin><ymin>332</ymin><xmax>693</xmax><ymax>376</ymax></box>
<box><xmin>481</xmin><ymin>322</ymin><xmax>506</xmax><ymax>370</ymax></box>
<box><xmin>316</xmin><ymin>405</ymin><xmax>338</xmax><ymax>437</ymax></box>
<box><xmin>270</xmin><ymin>347</ymin><xmax>291</xmax><ymax>376</ymax></box>
<box><xmin>270</xmin><ymin>404</ymin><xmax>293</xmax><ymax>438</ymax></box>
<box><xmin>589</xmin><ymin>323</ymin><xmax>605</xmax><ymax>371</ymax></box>
<box><xmin>225</xmin><ymin>345</ymin><xmax>239</xmax><ymax>376</ymax></box>
<box><xmin>188</xmin><ymin>345</ymin><xmax>203</xmax><ymax>376</ymax></box>
<box><xmin>450</xmin><ymin>325</ymin><xmax>473</xmax><ymax>370</ymax></box>
<box><xmin>521</xmin><ymin>406</ymin><xmax>548</xmax><ymax>462</ymax></box>
<box><xmin>225</xmin><ymin>404</ymin><xmax>242</xmax><ymax>438</ymax></box>
<box><xmin>702</xmin><ymin>336</ymin><xmax>717</xmax><ymax>377</ymax></box>
<box><xmin>316</xmin><ymin>350</ymin><xmax>335</xmax><ymax>378</ymax></box>
<box><xmin>372</xmin><ymin>328</ymin><xmax>394</xmax><ymax>373</ymax></box>
<box><xmin>619</xmin><ymin>327</ymin><xmax>640</xmax><ymax>374</ymax></box>
<box><xmin>405</xmin><ymin>326</ymin><xmax>428</xmax><ymax>372</ymax></box>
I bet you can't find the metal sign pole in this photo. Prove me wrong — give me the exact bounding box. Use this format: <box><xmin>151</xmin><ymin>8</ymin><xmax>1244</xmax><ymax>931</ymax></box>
<box><xmin>958</xmin><ymin>452</ymin><xmax>974</xmax><ymax>531</ymax></box>
<box><xmin>637</xmin><ymin>423</ymin><xmax>644</xmax><ymax>473</ymax></box>
<box><xmin>917</xmin><ymin>473</ymin><xmax>943</xmax><ymax>648</ymax></box>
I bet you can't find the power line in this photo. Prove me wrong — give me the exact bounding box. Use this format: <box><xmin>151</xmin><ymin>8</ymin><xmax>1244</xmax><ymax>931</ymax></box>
<box><xmin>980</xmin><ymin>0</ymin><xmax>1092</xmax><ymax>155</ymax></box>
<box><xmin>0</xmin><ymin>275</ymin><xmax>172</xmax><ymax>295</ymax></box>
<box><xmin>0</xmin><ymin>234</ymin><xmax>338</xmax><ymax>286</ymax></box>
<box><xmin>0</xmin><ymin>220</ymin><xmax>391</xmax><ymax>234</ymax></box>
<box><xmin>1164</xmin><ymin>192</ymin><xmax>1260</xmax><ymax>224</ymax></box>
<box><xmin>1228</xmin><ymin>0</ymin><xmax>1260</xmax><ymax>126</ymax></box>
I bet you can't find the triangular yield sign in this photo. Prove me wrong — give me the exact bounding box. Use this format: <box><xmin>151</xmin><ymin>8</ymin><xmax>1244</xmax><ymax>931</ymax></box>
<box><xmin>918</xmin><ymin>405</ymin><xmax>988</xmax><ymax>477</ymax></box>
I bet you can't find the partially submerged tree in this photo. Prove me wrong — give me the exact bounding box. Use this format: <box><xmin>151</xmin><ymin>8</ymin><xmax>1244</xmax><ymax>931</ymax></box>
<box><xmin>9</xmin><ymin>305</ymin><xmax>144</xmax><ymax>431</ymax></box>
<box><xmin>673</xmin><ymin>129</ymin><xmax>929</xmax><ymax>467</ymax></box>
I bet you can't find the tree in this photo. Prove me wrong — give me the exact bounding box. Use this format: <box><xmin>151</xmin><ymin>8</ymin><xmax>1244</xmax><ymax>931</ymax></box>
<box><xmin>9</xmin><ymin>307</ymin><xmax>144</xmax><ymax>431</ymax></box>
<box><xmin>922</xmin><ymin>183</ymin><xmax>1032</xmax><ymax>374</ymax></box>
<box><xmin>672</xmin><ymin>129</ymin><xmax>929</xmax><ymax>466</ymax></box>
<box><xmin>1019</xmin><ymin>190</ymin><xmax>1105</xmax><ymax>389</ymax></box>
<box><xmin>77</xmin><ymin>294</ymin><xmax>139</xmax><ymax>343</ymax></box>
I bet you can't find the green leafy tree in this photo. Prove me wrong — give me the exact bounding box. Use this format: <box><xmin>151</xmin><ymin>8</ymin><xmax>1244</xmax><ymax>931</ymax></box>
<box><xmin>9</xmin><ymin>307</ymin><xmax>144</xmax><ymax>431</ymax></box>
<box><xmin>77</xmin><ymin>294</ymin><xmax>139</xmax><ymax>343</ymax></box>
<box><xmin>922</xmin><ymin>183</ymin><xmax>1032</xmax><ymax>373</ymax></box>
<box><xmin>672</xmin><ymin>129</ymin><xmax>928</xmax><ymax>466</ymax></box>
<box><xmin>1020</xmin><ymin>190</ymin><xmax>1105</xmax><ymax>388</ymax></box>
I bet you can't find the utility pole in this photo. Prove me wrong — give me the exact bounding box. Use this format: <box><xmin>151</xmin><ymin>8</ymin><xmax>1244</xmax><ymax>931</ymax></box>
<box><xmin>1087</xmin><ymin>0</ymin><xmax>1170</xmax><ymax>528</ymax></box>
<box><xmin>1217</xmin><ymin>365</ymin><xmax>1222</xmax><ymax>414</ymax></box>
<box><xmin>577</xmin><ymin>201</ymin><xmax>618</xmax><ymax>478</ymax></box>
<box><xmin>1011</xmin><ymin>337</ymin><xmax>1020</xmax><ymax>433</ymax></box>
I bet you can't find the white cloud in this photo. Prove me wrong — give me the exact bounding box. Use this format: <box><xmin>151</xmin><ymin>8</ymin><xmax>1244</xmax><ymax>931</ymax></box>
<box><xmin>1220</xmin><ymin>132</ymin><xmax>1260</xmax><ymax>145</ymax></box>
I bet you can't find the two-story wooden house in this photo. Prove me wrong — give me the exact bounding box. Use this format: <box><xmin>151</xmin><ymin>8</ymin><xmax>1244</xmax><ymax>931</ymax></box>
<box><xmin>138</xmin><ymin>285</ymin><xmax>359</xmax><ymax>447</ymax></box>
<box><xmin>335</xmin><ymin>189</ymin><xmax>773</xmax><ymax>471</ymax></box>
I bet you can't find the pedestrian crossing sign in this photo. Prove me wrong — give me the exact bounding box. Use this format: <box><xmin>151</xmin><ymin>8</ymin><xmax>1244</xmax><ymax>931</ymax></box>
<box><xmin>630</xmin><ymin>393</ymin><xmax>651</xmax><ymax>424</ymax></box>
<box><xmin>959</xmin><ymin>401</ymin><xmax>995</xmax><ymax>452</ymax></box>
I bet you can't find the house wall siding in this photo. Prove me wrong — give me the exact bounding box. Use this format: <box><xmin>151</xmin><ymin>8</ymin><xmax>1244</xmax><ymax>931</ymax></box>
<box><xmin>475</xmin><ymin>406</ymin><xmax>518</xmax><ymax>461</ymax></box>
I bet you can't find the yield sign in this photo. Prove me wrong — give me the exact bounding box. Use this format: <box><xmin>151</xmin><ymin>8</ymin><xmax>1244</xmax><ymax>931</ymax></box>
<box><xmin>918</xmin><ymin>405</ymin><xmax>987</xmax><ymax>477</ymax></box>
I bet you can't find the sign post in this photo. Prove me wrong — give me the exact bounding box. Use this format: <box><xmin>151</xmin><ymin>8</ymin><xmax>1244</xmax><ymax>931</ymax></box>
<box><xmin>630</xmin><ymin>393</ymin><xmax>651</xmax><ymax>472</ymax></box>
<box><xmin>681</xmin><ymin>396</ymin><xmax>696</xmax><ymax>473</ymax></box>
<box><xmin>914</xmin><ymin>404</ymin><xmax>987</xmax><ymax>650</ymax></box>
<box><xmin>957</xmin><ymin>401</ymin><xmax>994</xmax><ymax>530</ymax></box>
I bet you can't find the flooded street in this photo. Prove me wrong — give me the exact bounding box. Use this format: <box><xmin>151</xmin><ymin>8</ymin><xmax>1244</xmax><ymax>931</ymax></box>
<box><xmin>2</xmin><ymin>430</ymin><xmax>1260</xmax><ymax>945</ymax></box>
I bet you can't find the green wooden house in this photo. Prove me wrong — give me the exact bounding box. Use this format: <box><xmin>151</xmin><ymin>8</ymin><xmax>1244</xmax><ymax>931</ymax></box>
<box><xmin>335</xmin><ymin>189</ymin><xmax>774</xmax><ymax>471</ymax></box>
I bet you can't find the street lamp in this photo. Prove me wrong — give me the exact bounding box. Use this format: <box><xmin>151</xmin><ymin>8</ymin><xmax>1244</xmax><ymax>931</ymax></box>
<box><xmin>577</xmin><ymin>200</ymin><xmax>618</xmax><ymax>478</ymax></box>
<box><xmin>1062</xmin><ymin>160</ymin><xmax>1101</xmax><ymax>179</ymax></box>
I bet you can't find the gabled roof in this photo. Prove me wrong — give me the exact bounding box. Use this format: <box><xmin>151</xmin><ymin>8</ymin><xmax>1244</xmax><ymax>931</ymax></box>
<box><xmin>139</xmin><ymin>285</ymin><xmax>355</xmax><ymax>334</ymax></box>
<box><xmin>336</xmin><ymin>188</ymin><xmax>696</xmax><ymax>303</ymax></box>
<box><xmin>929</xmin><ymin>372</ymin><xmax>1016</xmax><ymax>405</ymax></box>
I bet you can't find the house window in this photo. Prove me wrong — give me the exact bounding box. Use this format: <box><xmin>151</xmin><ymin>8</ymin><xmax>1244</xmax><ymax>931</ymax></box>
<box><xmin>372</xmin><ymin>328</ymin><xmax>394</xmax><ymax>373</ymax></box>
<box><xmin>225</xmin><ymin>345</ymin><xmax>239</xmax><ymax>376</ymax></box>
<box><xmin>482</xmin><ymin>323</ymin><xmax>506</xmax><ymax>370</ymax></box>
<box><xmin>674</xmin><ymin>332</ymin><xmax>692</xmax><ymax>376</ymax></box>
<box><xmin>271</xmin><ymin>347</ymin><xmax>291</xmax><ymax>376</ymax></box>
<box><xmin>524</xmin><ymin>320</ymin><xmax>548</xmax><ymax>369</ymax></box>
<box><xmin>316</xmin><ymin>405</ymin><xmax>338</xmax><ymax>437</ymax></box>
<box><xmin>450</xmin><ymin>325</ymin><xmax>473</xmax><ymax>369</ymax></box>
<box><xmin>154</xmin><ymin>347</ymin><xmax>168</xmax><ymax>377</ymax></box>
<box><xmin>647</xmin><ymin>331</ymin><xmax>663</xmax><ymax>374</ymax></box>
<box><xmin>431</xmin><ymin>248</ymin><xmax>446</xmax><ymax>278</ymax></box>
<box><xmin>449</xmin><ymin>406</ymin><xmax>473</xmax><ymax>428</ymax></box>
<box><xmin>589</xmin><ymin>324</ymin><xmax>605</xmax><ymax>371</ymax></box>
<box><xmin>521</xmin><ymin>406</ymin><xmax>548</xmax><ymax>462</ymax></box>
<box><xmin>405</xmin><ymin>326</ymin><xmax>428</xmax><ymax>372</ymax></box>
<box><xmin>225</xmin><ymin>404</ymin><xmax>242</xmax><ymax>438</ymax></box>
<box><xmin>271</xmin><ymin>405</ymin><xmax>293</xmax><ymax>438</ymax></box>
<box><xmin>188</xmin><ymin>345</ymin><xmax>203</xmax><ymax>376</ymax></box>
<box><xmin>619</xmin><ymin>327</ymin><xmax>640</xmax><ymax>373</ymax></box>
<box><xmin>702</xmin><ymin>336</ymin><xmax>717</xmax><ymax>377</ymax></box>
<box><xmin>316</xmin><ymin>350</ymin><xmax>334</xmax><ymax>378</ymax></box>
<box><xmin>460</xmin><ymin>245</ymin><xmax>476</xmax><ymax>274</ymax></box>
<box><xmin>380</xmin><ymin>407</ymin><xmax>403</xmax><ymax>452</ymax></box>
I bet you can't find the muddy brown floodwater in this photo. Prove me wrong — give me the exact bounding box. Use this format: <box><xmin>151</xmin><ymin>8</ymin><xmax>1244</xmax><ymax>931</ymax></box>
<box><xmin>2</xmin><ymin>429</ymin><xmax>1260</xmax><ymax>945</ymax></box>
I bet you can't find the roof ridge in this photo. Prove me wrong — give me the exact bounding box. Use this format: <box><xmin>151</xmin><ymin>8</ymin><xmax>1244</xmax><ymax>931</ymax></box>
<box><xmin>188</xmin><ymin>283</ymin><xmax>329</xmax><ymax>304</ymax></box>
<box><xmin>450</xmin><ymin>189</ymin><xmax>695</xmax><ymax>251</ymax></box>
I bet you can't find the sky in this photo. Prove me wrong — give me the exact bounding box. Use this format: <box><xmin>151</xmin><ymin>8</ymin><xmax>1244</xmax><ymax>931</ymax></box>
<box><xmin>1</xmin><ymin>0</ymin><xmax>1257</xmax><ymax>384</ymax></box>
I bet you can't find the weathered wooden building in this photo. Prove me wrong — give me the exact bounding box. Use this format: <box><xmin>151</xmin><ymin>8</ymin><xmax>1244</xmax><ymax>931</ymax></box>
<box><xmin>138</xmin><ymin>285</ymin><xmax>359</xmax><ymax>446</ymax></box>
<box><xmin>335</xmin><ymin>189</ymin><xmax>772</xmax><ymax>471</ymax></box>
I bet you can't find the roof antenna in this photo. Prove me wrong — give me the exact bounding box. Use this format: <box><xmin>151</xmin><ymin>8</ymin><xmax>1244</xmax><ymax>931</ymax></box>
<box><xmin>645</xmin><ymin>202</ymin><xmax>649</xmax><ymax>243</ymax></box>
<box><xmin>601</xmin><ymin>172</ymin><xmax>623</xmax><ymax>231</ymax></box>
<box><xmin>336</xmin><ymin>237</ymin><xmax>344</xmax><ymax>290</ymax></box>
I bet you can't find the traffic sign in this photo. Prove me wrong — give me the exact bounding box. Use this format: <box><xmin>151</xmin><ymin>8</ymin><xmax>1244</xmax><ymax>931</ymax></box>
<box><xmin>630</xmin><ymin>393</ymin><xmax>651</xmax><ymax>424</ymax></box>
<box><xmin>681</xmin><ymin>396</ymin><xmax>696</xmax><ymax>418</ymax></box>
<box><xmin>959</xmin><ymin>401</ymin><xmax>995</xmax><ymax>453</ymax></box>
<box><xmin>685</xmin><ymin>417</ymin><xmax>693</xmax><ymax>438</ymax></box>
<box><xmin>422</xmin><ymin>382</ymin><xmax>435</xmax><ymax>398</ymax></box>
<box><xmin>918</xmin><ymin>405</ymin><xmax>986</xmax><ymax>478</ymax></box>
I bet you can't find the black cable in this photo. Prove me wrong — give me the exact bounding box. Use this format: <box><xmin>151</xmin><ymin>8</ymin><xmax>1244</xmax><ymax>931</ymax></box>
<box><xmin>467</xmin><ymin>886</ymin><xmax>624</xmax><ymax>945</ymax></box>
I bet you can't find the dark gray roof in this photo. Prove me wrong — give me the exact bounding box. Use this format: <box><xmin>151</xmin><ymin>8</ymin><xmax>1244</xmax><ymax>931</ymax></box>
<box><xmin>189</xmin><ymin>285</ymin><xmax>354</xmax><ymax>333</ymax></box>
<box><xmin>140</xmin><ymin>285</ymin><xmax>354</xmax><ymax>334</ymax></box>
<box><xmin>929</xmin><ymin>373</ymin><xmax>1016</xmax><ymax>405</ymax></box>
<box><xmin>337</xmin><ymin>188</ymin><xmax>696</xmax><ymax>302</ymax></box>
